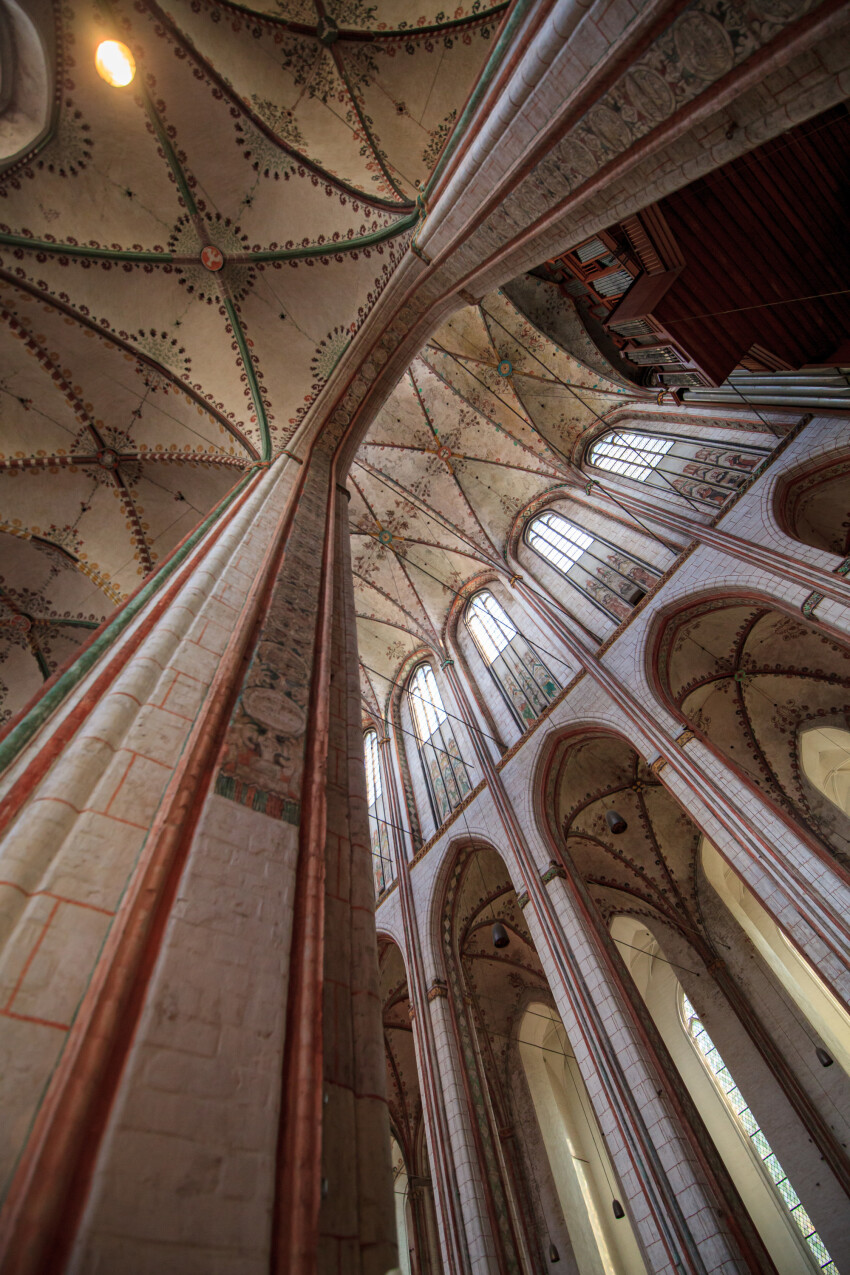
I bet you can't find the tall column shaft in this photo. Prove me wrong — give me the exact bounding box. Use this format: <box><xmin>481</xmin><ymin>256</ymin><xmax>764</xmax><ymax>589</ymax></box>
<box><xmin>440</xmin><ymin>660</ymin><xmax>764</xmax><ymax>1275</ymax></box>
<box><xmin>378</xmin><ymin>732</ymin><xmax>472</xmax><ymax>1275</ymax></box>
<box><xmin>513</xmin><ymin>579</ymin><xmax>850</xmax><ymax>1003</ymax></box>
<box><xmin>0</xmin><ymin>448</ymin><xmax>396</xmax><ymax>1275</ymax></box>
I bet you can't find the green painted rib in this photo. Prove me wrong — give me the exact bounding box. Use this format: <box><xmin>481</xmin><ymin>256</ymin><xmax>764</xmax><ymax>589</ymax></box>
<box><xmin>224</xmin><ymin>298</ymin><xmax>272</xmax><ymax>463</ymax></box>
<box><xmin>247</xmin><ymin>211</ymin><xmax>419</xmax><ymax>262</ymax></box>
<box><xmin>423</xmin><ymin>0</ymin><xmax>535</xmax><ymax>199</ymax></box>
<box><xmin>0</xmin><ymin>468</ymin><xmax>257</xmax><ymax>777</ymax></box>
<box><xmin>0</xmin><ymin>212</ymin><xmax>417</xmax><ymax>268</ymax></box>
<box><xmin>0</xmin><ymin>232</ymin><xmax>173</xmax><ymax>263</ymax></box>
<box><xmin>143</xmin><ymin>91</ymin><xmax>200</xmax><ymax>217</ymax></box>
<box><xmin>46</xmin><ymin>618</ymin><xmax>102</xmax><ymax>629</ymax></box>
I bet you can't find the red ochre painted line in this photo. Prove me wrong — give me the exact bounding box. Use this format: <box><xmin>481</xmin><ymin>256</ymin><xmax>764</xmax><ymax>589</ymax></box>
<box><xmin>0</xmin><ymin>1010</ymin><xmax>70</xmax><ymax>1032</ymax></box>
<box><xmin>4</xmin><ymin>901</ymin><xmax>60</xmax><ymax>1014</ymax></box>
<box><xmin>0</xmin><ymin>452</ymin><xmax>316</xmax><ymax>1275</ymax></box>
<box><xmin>0</xmin><ymin>471</ymin><xmax>262</xmax><ymax>836</ymax></box>
<box><xmin>0</xmin><ymin>883</ymin><xmax>114</xmax><ymax>918</ymax></box>
<box><xmin>138</xmin><ymin>704</ymin><xmax>195</xmax><ymax>724</ymax></box>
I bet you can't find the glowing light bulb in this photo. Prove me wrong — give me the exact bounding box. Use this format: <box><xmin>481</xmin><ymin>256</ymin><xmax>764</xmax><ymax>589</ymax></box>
<box><xmin>95</xmin><ymin>40</ymin><xmax>136</xmax><ymax>88</ymax></box>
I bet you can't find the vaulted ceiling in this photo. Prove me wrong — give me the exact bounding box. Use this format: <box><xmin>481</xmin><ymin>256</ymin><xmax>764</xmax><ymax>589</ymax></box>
<box><xmin>352</xmin><ymin>283</ymin><xmax>647</xmax><ymax>717</ymax></box>
<box><xmin>0</xmin><ymin>0</ymin><xmax>504</xmax><ymax>721</ymax></box>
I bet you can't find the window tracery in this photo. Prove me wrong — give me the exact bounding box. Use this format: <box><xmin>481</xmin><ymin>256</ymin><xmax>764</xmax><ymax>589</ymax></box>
<box><xmin>465</xmin><ymin>590</ymin><xmax>559</xmax><ymax>729</ymax></box>
<box><xmin>364</xmin><ymin>728</ymin><xmax>393</xmax><ymax>896</ymax></box>
<box><xmin>525</xmin><ymin>509</ymin><xmax>658</xmax><ymax>623</ymax></box>
<box><xmin>408</xmin><ymin>663</ymin><xmax>471</xmax><ymax>827</ymax></box>
<box><xmin>589</xmin><ymin>429</ymin><xmax>768</xmax><ymax>509</ymax></box>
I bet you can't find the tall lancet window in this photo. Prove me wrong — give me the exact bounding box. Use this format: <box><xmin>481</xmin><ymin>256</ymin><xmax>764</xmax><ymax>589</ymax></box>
<box><xmin>408</xmin><ymin>663</ymin><xmax>471</xmax><ymax>826</ymax></box>
<box><xmin>364</xmin><ymin>729</ymin><xmax>393</xmax><ymax>896</ymax></box>
<box><xmin>682</xmin><ymin>993</ymin><xmax>837</xmax><ymax>1274</ymax></box>
<box><xmin>526</xmin><ymin>510</ymin><xmax>658</xmax><ymax>623</ymax></box>
<box><xmin>588</xmin><ymin>429</ymin><xmax>767</xmax><ymax>509</ymax></box>
<box><xmin>465</xmin><ymin>590</ymin><xmax>559</xmax><ymax>729</ymax></box>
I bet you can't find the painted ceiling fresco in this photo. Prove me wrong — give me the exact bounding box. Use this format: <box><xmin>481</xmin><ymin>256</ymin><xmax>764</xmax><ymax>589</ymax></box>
<box><xmin>0</xmin><ymin>0</ymin><xmax>504</xmax><ymax>721</ymax></box>
<box><xmin>660</xmin><ymin>601</ymin><xmax>850</xmax><ymax>869</ymax></box>
<box><xmin>351</xmin><ymin>287</ymin><xmax>646</xmax><ymax>717</ymax></box>
<box><xmin>553</xmin><ymin>733</ymin><xmax>709</xmax><ymax>944</ymax></box>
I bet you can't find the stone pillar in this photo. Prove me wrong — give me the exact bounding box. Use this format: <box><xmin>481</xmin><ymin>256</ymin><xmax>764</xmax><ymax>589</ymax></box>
<box><xmin>440</xmin><ymin>660</ymin><xmax>763</xmax><ymax>1275</ymax></box>
<box><xmin>0</xmin><ymin>449</ymin><xmax>397</xmax><ymax>1274</ymax></box>
<box><xmin>425</xmin><ymin>986</ymin><xmax>507</xmax><ymax>1275</ymax></box>
<box><xmin>378</xmin><ymin>728</ymin><xmax>479</xmax><ymax>1275</ymax></box>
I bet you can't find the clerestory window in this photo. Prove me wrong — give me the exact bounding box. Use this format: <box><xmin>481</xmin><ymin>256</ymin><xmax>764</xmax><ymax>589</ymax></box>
<box><xmin>588</xmin><ymin>429</ymin><xmax>767</xmax><ymax>509</ymax></box>
<box><xmin>682</xmin><ymin>992</ymin><xmax>837</xmax><ymax>1274</ymax></box>
<box><xmin>408</xmin><ymin>663</ymin><xmax>471</xmax><ymax>827</ymax></box>
<box><xmin>364</xmin><ymin>728</ymin><xmax>394</xmax><ymax>896</ymax></box>
<box><xmin>526</xmin><ymin>509</ymin><xmax>658</xmax><ymax>624</ymax></box>
<box><xmin>465</xmin><ymin>590</ymin><xmax>559</xmax><ymax>729</ymax></box>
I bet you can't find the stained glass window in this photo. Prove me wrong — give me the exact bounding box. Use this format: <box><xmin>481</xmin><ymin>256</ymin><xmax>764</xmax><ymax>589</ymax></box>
<box><xmin>682</xmin><ymin>993</ymin><xmax>837</xmax><ymax>1274</ymax></box>
<box><xmin>526</xmin><ymin>510</ymin><xmax>657</xmax><ymax>624</ymax></box>
<box><xmin>465</xmin><ymin>590</ymin><xmax>559</xmax><ymax>729</ymax></box>
<box><xmin>408</xmin><ymin>664</ymin><xmax>472</xmax><ymax>827</ymax></box>
<box><xmin>364</xmin><ymin>729</ymin><xmax>394</xmax><ymax>896</ymax></box>
<box><xmin>589</xmin><ymin>430</ymin><xmax>767</xmax><ymax>509</ymax></box>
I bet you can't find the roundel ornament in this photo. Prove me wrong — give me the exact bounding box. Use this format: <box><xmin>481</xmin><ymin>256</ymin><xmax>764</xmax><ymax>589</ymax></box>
<box><xmin>97</xmin><ymin>447</ymin><xmax>119</xmax><ymax>471</ymax></box>
<box><xmin>201</xmin><ymin>244</ymin><xmax>225</xmax><ymax>272</ymax></box>
<box><xmin>377</xmin><ymin>528</ymin><xmax>394</xmax><ymax>546</ymax></box>
<box><xmin>497</xmin><ymin>358</ymin><xmax>512</xmax><ymax>378</ymax></box>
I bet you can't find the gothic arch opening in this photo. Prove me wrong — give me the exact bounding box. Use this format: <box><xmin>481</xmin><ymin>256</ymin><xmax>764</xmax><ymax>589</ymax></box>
<box><xmin>776</xmin><ymin>451</ymin><xmax>850</xmax><ymax>560</ymax></box>
<box><xmin>437</xmin><ymin>840</ymin><xmax>645</xmax><ymax>1274</ymax></box>
<box><xmin>610</xmin><ymin>916</ymin><xmax>841</xmax><ymax>1275</ymax></box>
<box><xmin>547</xmin><ymin>729</ymin><xmax>850</xmax><ymax>1268</ymax></box>
<box><xmin>700</xmin><ymin>838</ymin><xmax>850</xmax><ymax>1078</ymax></box>
<box><xmin>378</xmin><ymin>936</ymin><xmax>442</xmax><ymax>1275</ymax></box>
<box><xmin>652</xmin><ymin>596</ymin><xmax>850</xmax><ymax>870</ymax></box>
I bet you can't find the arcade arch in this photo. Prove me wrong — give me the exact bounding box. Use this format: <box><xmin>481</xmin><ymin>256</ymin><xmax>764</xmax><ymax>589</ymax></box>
<box><xmin>546</xmin><ymin>728</ymin><xmax>850</xmax><ymax>1267</ymax></box>
<box><xmin>776</xmin><ymin>450</ymin><xmax>850</xmax><ymax>560</ymax></box>
<box><xmin>378</xmin><ymin>937</ymin><xmax>442</xmax><ymax>1275</ymax></box>
<box><xmin>436</xmin><ymin>840</ymin><xmax>646</xmax><ymax>1274</ymax></box>
<box><xmin>652</xmin><ymin>596</ymin><xmax>850</xmax><ymax>870</ymax></box>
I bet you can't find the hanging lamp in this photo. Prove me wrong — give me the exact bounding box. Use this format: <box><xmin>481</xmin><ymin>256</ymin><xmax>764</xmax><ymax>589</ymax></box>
<box><xmin>491</xmin><ymin>921</ymin><xmax>510</xmax><ymax>949</ymax></box>
<box><xmin>606</xmin><ymin>809</ymin><xmax>628</xmax><ymax>834</ymax></box>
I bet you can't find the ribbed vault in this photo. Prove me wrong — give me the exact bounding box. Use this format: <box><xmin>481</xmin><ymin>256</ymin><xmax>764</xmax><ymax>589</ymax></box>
<box><xmin>0</xmin><ymin>0</ymin><xmax>501</xmax><ymax>719</ymax></box>
<box><xmin>351</xmin><ymin>287</ymin><xmax>645</xmax><ymax>716</ymax></box>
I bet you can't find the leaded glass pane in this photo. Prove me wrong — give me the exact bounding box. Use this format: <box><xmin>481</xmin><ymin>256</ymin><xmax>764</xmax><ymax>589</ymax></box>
<box><xmin>466</xmin><ymin>590</ymin><xmax>560</xmax><ymax>730</ymax></box>
<box><xmin>682</xmin><ymin>994</ymin><xmax>836</xmax><ymax>1270</ymax></box>
<box><xmin>525</xmin><ymin>511</ymin><xmax>657</xmax><ymax>623</ymax></box>
<box><xmin>409</xmin><ymin>664</ymin><xmax>471</xmax><ymax>826</ymax></box>
<box><xmin>364</xmin><ymin>729</ymin><xmax>394</xmax><ymax>897</ymax></box>
<box><xmin>588</xmin><ymin>430</ymin><xmax>767</xmax><ymax>509</ymax></box>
